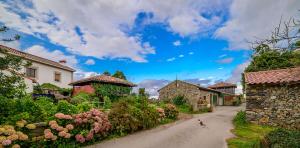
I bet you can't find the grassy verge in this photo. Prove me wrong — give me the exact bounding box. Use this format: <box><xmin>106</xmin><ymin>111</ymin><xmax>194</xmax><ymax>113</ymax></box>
<box><xmin>227</xmin><ymin>111</ymin><xmax>275</xmax><ymax>148</ymax></box>
<box><xmin>177</xmin><ymin>104</ymin><xmax>210</xmax><ymax>114</ymax></box>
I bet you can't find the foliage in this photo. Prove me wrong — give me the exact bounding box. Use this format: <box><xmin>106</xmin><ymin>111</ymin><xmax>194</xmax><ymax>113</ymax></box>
<box><xmin>40</xmin><ymin>83</ymin><xmax>61</xmax><ymax>90</ymax></box>
<box><xmin>0</xmin><ymin>96</ymin><xmax>45</xmax><ymax>124</ymax></box>
<box><xmin>71</xmin><ymin>92</ymin><xmax>90</xmax><ymax>104</ymax></box>
<box><xmin>102</xmin><ymin>71</ymin><xmax>111</xmax><ymax>76</ymax></box>
<box><xmin>233</xmin><ymin>111</ymin><xmax>247</xmax><ymax>126</ymax></box>
<box><xmin>245</xmin><ymin>45</ymin><xmax>300</xmax><ymax>72</ymax></box>
<box><xmin>177</xmin><ymin>104</ymin><xmax>193</xmax><ymax>113</ymax></box>
<box><xmin>108</xmin><ymin>99</ymin><xmax>141</xmax><ymax>135</ymax></box>
<box><xmin>56</xmin><ymin>100</ymin><xmax>78</xmax><ymax>115</ymax></box>
<box><xmin>163</xmin><ymin>104</ymin><xmax>179</xmax><ymax>120</ymax></box>
<box><xmin>0</xmin><ymin>49</ymin><xmax>30</xmax><ymax>99</ymax></box>
<box><xmin>43</xmin><ymin>109</ymin><xmax>111</xmax><ymax>147</ymax></box>
<box><xmin>227</xmin><ymin>111</ymin><xmax>275</xmax><ymax>148</ymax></box>
<box><xmin>172</xmin><ymin>95</ymin><xmax>186</xmax><ymax>106</ymax></box>
<box><xmin>264</xmin><ymin>128</ymin><xmax>300</xmax><ymax>148</ymax></box>
<box><xmin>109</xmin><ymin>97</ymin><xmax>161</xmax><ymax>136</ymax></box>
<box><xmin>76</xmin><ymin>102</ymin><xmax>94</xmax><ymax>112</ymax></box>
<box><xmin>103</xmin><ymin>96</ymin><xmax>112</xmax><ymax>109</ymax></box>
<box><xmin>93</xmin><ymin>83</ymin><xmax>132</xmax><ymax>102</ymax></box>
<box><xmin>35</xmin><ymin>97</ymin><xmax>57</xmax><ymax>120</ymax></box>
<box><xmin>112</xmin><ymin>70</ymin><xmax>126</xmax><ymax>80</ymax></box>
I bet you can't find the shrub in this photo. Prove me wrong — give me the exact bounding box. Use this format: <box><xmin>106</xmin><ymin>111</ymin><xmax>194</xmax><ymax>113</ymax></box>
<box><xmin>264</xmin><ymin>128</ymin><xmax>300</xmax><ymax>148</ymax></box>
<box><xmin>103</xmin><ymin>96</ymin><xmax>112</xmax><ymax>109</ymax></box>
<box><xmin>108</xmin><ymin>100</ymin><xmax>142</xmax><ymax>135</ymax></box>
<box><xmin>233</xmin><ymin>111</ymin><xmax>247</xmax><ymax>126</ymax></box>
<box><xmin>71</xmin><ymin>92</ymin><xmax>90</xmax><ymax>104</ymax></box>
<box><xmin>163</xmin><ymin>104</ymin><xmax>179</xmax><ymax>120</ymax></box>
<box><xmin>56</xmin><ymin>100</ymin><xmax>78</xmax><ymax>115</ymax></box>
<box><xmin>76</xmin><ymin>102</ymin><xmax>94</xmax><ymax>112</ymax></box>
<box><xmin>35</xmin><ymin>97</ymin><xmax>57</xmax><ymax>120</ymax></box>
<box><xmin>139</xmin><ymin>105</ymin><xmax>160</xmax><ymax>129</ymax></box>
<box><xmin>172</xmin><ymin>96</ymin><xmax>186</xmax><ymax>106</ymax></box>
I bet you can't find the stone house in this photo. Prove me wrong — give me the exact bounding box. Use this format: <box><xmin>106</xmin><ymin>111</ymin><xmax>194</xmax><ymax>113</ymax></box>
<box><xmin>70</xmin><ymin>75</ymin><xmax>136</xmax><ymax>96</ymax></box>
<box><xmin>0</xmin><ymin>44</ymin><xmax>75</xmax><ymax>92</ymax></box>
<box><xmin>158</xmin><ymin>80</ymin><xmax>222</xmax><ymax>111</ymax></box>
<box><xmin>244</xmin><ymin>67</ymin><xmax>300</xmax><ymax>130</ymax></box>
<box><xmin>208</xmin><ymin>82</ymin><xmax>238</xmax><ymax>105</ymax></box>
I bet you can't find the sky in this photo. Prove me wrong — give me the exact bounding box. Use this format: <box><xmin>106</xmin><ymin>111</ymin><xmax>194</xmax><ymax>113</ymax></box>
<box><xmin>0</xmin><ymin>0</ymin><xmax>299</xmax><ymax>97</ymax></box>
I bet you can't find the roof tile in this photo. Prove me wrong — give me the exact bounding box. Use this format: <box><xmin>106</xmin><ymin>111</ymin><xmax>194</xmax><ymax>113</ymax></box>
<box><xmin>70</xmin><ymin>75</ymin><xmax>136</xmax><ymax>87</ymax></box>
<box><xmin>0</xmin><ymin>44</ymin><xmax>75</xmax><ymax>72</ymax></box>
<box><xmin>244</xmin><ymin>67</ymin><xmax>300</xmax><ymax>85</ymax></box>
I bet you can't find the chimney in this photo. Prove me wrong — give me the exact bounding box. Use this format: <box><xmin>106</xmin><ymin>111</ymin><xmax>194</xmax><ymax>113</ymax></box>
<box><xmin>59</xmin><ymin>60</ymin><xmax>67</xmax><ymax>64</ymax></box>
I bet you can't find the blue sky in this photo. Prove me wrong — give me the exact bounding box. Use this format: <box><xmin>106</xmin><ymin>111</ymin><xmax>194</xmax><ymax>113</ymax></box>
<box><xmin>0</xmin><ymin>0</ymin><xmax>299</xmax><ymax>96</ymax></box>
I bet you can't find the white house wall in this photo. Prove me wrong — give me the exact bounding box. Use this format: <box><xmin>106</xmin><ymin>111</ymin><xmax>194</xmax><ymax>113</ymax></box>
<box><xmin>24</xmin><ymin>61</ymin><xmax>73</xmax><ymax>89</ymax></box>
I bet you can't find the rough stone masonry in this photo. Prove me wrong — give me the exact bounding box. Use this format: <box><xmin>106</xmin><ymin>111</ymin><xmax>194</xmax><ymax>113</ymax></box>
<box><xmin>246</xmin><ymin>84</ymin><xmax>300</xmax><ymax>130</ymax></box>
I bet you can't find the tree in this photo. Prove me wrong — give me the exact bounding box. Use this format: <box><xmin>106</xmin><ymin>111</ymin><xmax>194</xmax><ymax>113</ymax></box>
<box><xmin>103</xmin><ymin>71</ymin><xmax>111</xmax><ymax>76</ymax></box>
<box><xmin>0</xmin><ymin>26</ymin><xmax>29</xmax><ymax>99</ymax></box>
<box><xmin>112</xmin><ymin>70</ymin><xmax>126</xmax><ymax>80</ymax></box>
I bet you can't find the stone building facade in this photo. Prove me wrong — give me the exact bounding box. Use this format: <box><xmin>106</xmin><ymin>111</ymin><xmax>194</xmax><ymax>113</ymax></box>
<box><xmin>158</xmin><ymin>80</ymin><xmax>221</xmax><ymax>111</ymax></box>
<box><xmin>245</xmin><ymin>67</ymin><xmax>300</xmax><ymax>130</ymax></box>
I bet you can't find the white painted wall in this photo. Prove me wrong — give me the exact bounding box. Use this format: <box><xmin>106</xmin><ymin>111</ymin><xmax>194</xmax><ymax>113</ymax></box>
<box><xmin>23</xmin><ymin>61</ymin><xmax>73</xmax><ymax>89</ymax></box>
<box><xmin>1</xmin><ymin>52</ymin><xmax>74</xmax><ymax>93</ymax></box>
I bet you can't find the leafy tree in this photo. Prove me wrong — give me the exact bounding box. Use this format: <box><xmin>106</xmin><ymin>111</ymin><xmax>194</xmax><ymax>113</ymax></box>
<box><xmin>112</xmin><ymin>70</ymin><xmax>127</xmax><ymax>80</ymax></box>
<box><xmin>0</xmin><ymin>26</ymin><xmax>30</xmax><ymax>99</ymax></box>
<box><xmin>103</xmin><ymin>70</ymin><xmax>111</xmax><ymax>76</ymax></box>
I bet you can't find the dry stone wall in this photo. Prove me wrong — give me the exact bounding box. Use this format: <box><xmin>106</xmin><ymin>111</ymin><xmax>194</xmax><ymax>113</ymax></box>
<box><xmin>246</xmin><ymin>84</ymin><xmax>300</xmax><ymax>130</ymax></box>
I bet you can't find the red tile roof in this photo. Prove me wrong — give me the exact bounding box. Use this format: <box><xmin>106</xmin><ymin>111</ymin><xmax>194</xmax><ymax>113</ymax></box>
<box><xmin>244</xmin><ymin>67</ymin><xmax>300</xmax><ymax>85</ymax></box>
<box><xmin>208</xmin><ymin>82</ymin><xmax>237</xmax><ymax>88</ymax></box>
<box><xmin>0</xmin><ymin>44</ymin><xmax>75</xmax><ymax>72</ymax></box>
<box><xmin>70</xmin><ymin>75</ymin><xmax>136</xmax><ymax>87</ymax></box>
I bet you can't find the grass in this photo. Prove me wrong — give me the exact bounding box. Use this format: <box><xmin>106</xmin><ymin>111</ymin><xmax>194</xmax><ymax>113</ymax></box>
<box><xmin>227</xmin><ymin>111</ymin><xmax>275</xmax><ymax>148</ymax></box>
<box><xmin>177</xmin><ymin>104</ymin><xmax>210</xmax><ymax>114</ymax></box>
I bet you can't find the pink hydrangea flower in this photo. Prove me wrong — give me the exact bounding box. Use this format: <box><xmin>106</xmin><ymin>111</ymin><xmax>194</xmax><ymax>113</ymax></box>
<box><xmin>75</xmin><ymin>134</ymin><xmax>85</xmax><ymax>143</ymax></box>
<box><xmin>58</xmin><ymin>131</ymin><xmax>67</xmax><ymax>137</ymax></box>
<box><xmin>66</xmin><ymin>124</ymin><xmax>74</xmax><ymax>130</ymax></box>
<box><xmin>55</xmin><ymin>113</ymin><xmax>65</xmax><ymax>119</ymax></box>
<box><xmin>64</xmin><ymin>133</ymin><xmax>71</xmax><ymax>139</ymax></box>
<box><xmin>44</xmin><ymin>132</ymin><xmax>54</xmax><ymax>139</ymax></box>
<box><xmin>2</xmin><ymin>139</ymin><xmax>12</xmax><ymax>146</ymax></box>
<box><xmin>56</xmin><ymin>126</ymin><xmax>64</xmax><ymax>132</ymax></box>
<box><xmin>48</xmin><ymin>120</ymin><xmax>57</xmax><ymax>126</ymax></box>
<box><xmin>85</xmin><ymin>131</ymin><xmax>94</xmax><ymax>141</ymax></box>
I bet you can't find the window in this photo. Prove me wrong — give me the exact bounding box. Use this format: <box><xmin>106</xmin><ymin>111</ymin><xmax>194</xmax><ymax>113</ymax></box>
<box><xmin>26</xmin><ymin>67</ymin><xmax>37</xmax><ymax>78</ymax></box>
<box><xmin>54</xmin><ymin>72</ymin><xmax>61</xmax><ymax>82</ymax></box>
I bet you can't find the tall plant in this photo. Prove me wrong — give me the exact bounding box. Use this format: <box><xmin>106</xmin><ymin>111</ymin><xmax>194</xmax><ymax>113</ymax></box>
<box><xmin>0</xmin><ymin>26</ymin><xmax>30</xmax><ymax>99</ymax></box>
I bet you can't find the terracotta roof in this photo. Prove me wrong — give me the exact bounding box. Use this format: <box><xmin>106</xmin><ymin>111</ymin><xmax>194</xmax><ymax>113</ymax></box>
<box><xmin>208</xmin><ymin>82</ymin><xmax>237</xmax><ymax>88</ymax></box>
<box><xmin>0</xmin><ymin>44</ymin><xmax>75</xmax><ymax>72</ymax></box>
<box><xmin>69</xmin><ymin>75</ymin><xmax>136</xmax><ymax>87</ymax></box>
<box><xmin>244</xmin><ymin>67</ymin><xmax>300</xmax><ymax>85</ymax></box>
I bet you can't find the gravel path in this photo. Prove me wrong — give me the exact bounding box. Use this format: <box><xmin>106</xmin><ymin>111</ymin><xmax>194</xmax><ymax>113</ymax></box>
<box><xmin>88</xmin><ymin>105</ymin><xmax>244</xmax><ymax>148</ymax></box>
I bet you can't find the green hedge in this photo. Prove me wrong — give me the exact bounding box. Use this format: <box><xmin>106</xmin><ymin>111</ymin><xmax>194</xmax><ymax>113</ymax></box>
<box><xmin>264</xmin><ymin>128</ymin><xmax>300</xmax><ymax>148</ymax></box>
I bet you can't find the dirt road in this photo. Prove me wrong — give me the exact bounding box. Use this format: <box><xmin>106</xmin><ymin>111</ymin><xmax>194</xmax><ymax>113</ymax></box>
<box><xmin>89</xmin><ymin>105</ymin><xmax>244</xmax><ymax>148</ymax></box>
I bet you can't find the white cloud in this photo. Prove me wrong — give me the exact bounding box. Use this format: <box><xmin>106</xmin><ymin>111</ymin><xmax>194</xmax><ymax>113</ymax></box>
<box><xmin>218</xmin><ymin>67</ymin><xmax>223</xmax><ymax>70</ymax></box>
<box><xmin>226</xmin><ymin>60</ymin><xmax>250</xmax><ymax>84</ymax></box>
<box><xmin>188</xmin><ymin>52</ymin><xmax>194</xmax><ymax>55</ymax></box>
<box><xmin>74</xmin><ymin>70</ymin><xmax>99</xmax><ymax>81</ymax></box>
<box><xmin>24</xmin><ymin>45</ymin><xmax>78</xmax><ymax>68</ymax></box>
<box><xmin>216</xmin><ymin>57</ymin><xmax>234</xmax><ymax>64</ymax></box>
<box><xmin>0</xmin><ymin>0</ymin><xmax>230</xmax><ymax>62</ymax></box>
<box><xmin>166</xmin><ymin>57</ymin><xmax>176</xmax><ymax>62</ymax></box>
<box><xmin>219</xmin><ymin>54</ymin><xmax>227</xmax><ymax>58</ymax></box>
<box><xmin>85</xmin><ymin>59</ymin><xmax>95</xmax><ymax>65</ymax></box>
<box><xmin>173</xmin><ymin>40</ymin><xmax>181</xmax><ymax>46</ymax></box>
<box><xmin>215</xmin><ymin>0</ymin><xmax>300</xmax><ymax>50</ymax></box>
<box><xmin>178</xmin><ymin>54</ymin><xmax>184</xmax><ymax>58</ymax></box>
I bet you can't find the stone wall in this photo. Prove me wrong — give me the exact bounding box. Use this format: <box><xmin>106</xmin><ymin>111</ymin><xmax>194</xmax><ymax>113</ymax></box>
<box><xmin>246</xmin><ymin>83</ymin><xmax>300</xmax><ymax>130</ymax></box>
<box><xmin>159</xmin><ymin>80</ymin><xmax>219</xmax><ymax>111</ymax></box>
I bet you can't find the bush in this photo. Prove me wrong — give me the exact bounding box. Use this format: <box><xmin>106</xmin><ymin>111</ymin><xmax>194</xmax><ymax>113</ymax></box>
<box><xmin>71</xmin><ymin>92</ymin><xmax>90</xmax><ymax>104</ymax></box>
<box><xmin>264</xmin><ymin>128</ymin><xmax>300</xmax><ymax>148</ymax></box>
<box><xmin>172</xmin><ymin>96</ymin><xmax>186</xmax><ymax>106</ymax></box>
<box><xmin>233</xmin><ymin>111</ymin><xmax>247</xmax><ymax>126</ymax></box>
<box><xmin>109</xmin><ymin>99</ymin><xmax>142</xmax><ymax>135</ymax></box>
<box><xmin>163</xmin><ymin>104</ymin><xmax>179</xmax><ymax>120</ymax></box>
<box><xmin>56</xmin><ymin>100</ymin><xmax>78</xmax><ymax>115</ymax></box>
<box><xmin>76</xmin><ymin>102</ymin><xmax>94</xmax><ymax>112</ymax></box>
<box><xmin>103</xmin><ymin>96</ymin><xmax>112</xmax><ymax>109</ymax></box>
<box><xmin>139</xmin><ymin>105</ymin><xmax>160</xmax><ymax>129</ymax></box>
<box><xmin>35</xmin><ymin>97</ymin><xmax>57</xmax><ymax>120</ymax></box>
<box><xmin>9</xmin><ymin>97</ymin><xmax>44</xmax><ymax>124</ymax></box>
